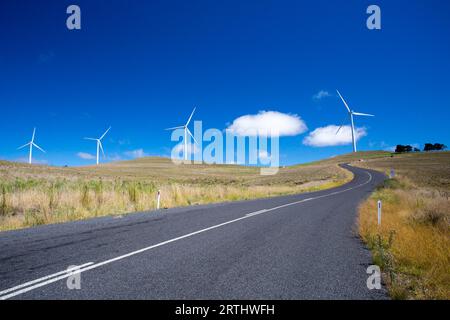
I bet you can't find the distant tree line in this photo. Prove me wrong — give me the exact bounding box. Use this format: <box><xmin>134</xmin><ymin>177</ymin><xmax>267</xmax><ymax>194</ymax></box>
<box><xmin>395</xmin><ymin>145</ymin><xmax>418</xmax><ymax>153</ymax></box>
<box><xmin>423</xmin><ymin>143</ymin><xmax>447</xmax><ymax>152</ymax></box>
<box><xmin>395</xmin><ymin>143</ymin><xmax>447</xmax><ymax>153</ymax></box>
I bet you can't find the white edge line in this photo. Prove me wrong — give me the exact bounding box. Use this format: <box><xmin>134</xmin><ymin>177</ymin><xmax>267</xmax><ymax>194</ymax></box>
<box><xmin>0</xmin><ymin>169</ymin><xmax>373</xmax><ymax>300</ymax></box>
<box><xmin>0</xmin><ymin>262</ymin><xmax>94</xmax><ymax>297</ymax></box>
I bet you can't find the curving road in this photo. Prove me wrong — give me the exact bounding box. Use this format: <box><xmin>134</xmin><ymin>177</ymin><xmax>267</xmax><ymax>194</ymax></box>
<box><xmin>0</xmin><ymin>164</ymin><xmax>388</xmax><ymax>300</ymax></box>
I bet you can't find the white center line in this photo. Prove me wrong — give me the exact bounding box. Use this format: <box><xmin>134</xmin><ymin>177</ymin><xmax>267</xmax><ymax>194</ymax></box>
<box><xmin>0</xmin><ymin>168</ymin><xmax>373</xmax><ymax>300</ymax></box>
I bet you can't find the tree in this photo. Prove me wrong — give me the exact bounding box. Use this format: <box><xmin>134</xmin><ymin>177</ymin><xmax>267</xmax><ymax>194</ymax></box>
<box><xmin>395</xmin><ymin>145</ymin><xmax>404</xmax><ymax>153</ymax></box>
<box><xmin>424</xmin><ymin>143</ymin><xmax>433</xmax><ymax>151</ymax></box>
<box><xmin>424</xmin><ymin>143</ymin><xmax>447</xmax><ymax>151</ymax></box>
<box><xmin>433</xmin><ymin>143</ymin><xmax>447</xmax><ymax>151</ymax></box>
<box><xmin>395</xmin><ymin>145</ymin><xmax>413</xmax><ymax>153</ymax></box>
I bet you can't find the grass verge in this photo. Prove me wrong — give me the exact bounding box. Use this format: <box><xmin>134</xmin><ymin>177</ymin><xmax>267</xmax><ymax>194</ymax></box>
<box><xmin>357</xmin><ymin>152</ymin><xmax>450</xmax><ymax>299</ymax></box>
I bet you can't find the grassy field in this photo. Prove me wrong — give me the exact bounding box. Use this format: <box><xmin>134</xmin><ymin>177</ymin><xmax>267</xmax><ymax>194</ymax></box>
<box><xmin>356</xmin><ymin>152</ymin><xmax>450</xmax><ymax>299</ymax></box>
<box><xmin>2</xmin><ymin>151</ymin><xmax>446</xmax><ymax>298</ymax></box>
<box><xmin>0</xmin><ymin>156</ymin><xmax>356</xmax><ymax>231</ymax></box>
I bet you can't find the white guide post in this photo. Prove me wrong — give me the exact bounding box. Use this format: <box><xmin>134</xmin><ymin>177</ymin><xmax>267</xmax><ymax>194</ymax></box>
<box><xmin>157</xmin><ymin>190</ymin><xmax>161</xmax><ymax>210</ymax></box>
<box><xmin>377</xmin><ymin>200</ymin><xmax>382</xmax><ymax>226</ymax></box>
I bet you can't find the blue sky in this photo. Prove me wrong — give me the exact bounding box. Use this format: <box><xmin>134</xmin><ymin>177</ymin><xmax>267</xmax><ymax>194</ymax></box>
<box><xmin>1</xmin><ymin>0</ymin><xmax>449</xmax><ymax>166</ymax></box>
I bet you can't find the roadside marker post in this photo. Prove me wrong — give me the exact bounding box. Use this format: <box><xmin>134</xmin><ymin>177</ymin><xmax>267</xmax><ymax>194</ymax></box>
<box><xmin>377</xmin><ymin>200</ymin><xmax>382</xmax><ymax>226</ymax></box>
<box><xmin>157</xmin><ymin>190</ymin><xmax>161</xmax><ymax>210</ymax></box>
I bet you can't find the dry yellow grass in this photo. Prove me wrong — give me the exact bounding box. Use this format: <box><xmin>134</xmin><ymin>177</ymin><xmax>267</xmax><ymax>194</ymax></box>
<box><xmin>0</xmin><ymin>157</ymin><xmax>353</xmax><ymax>232</ymax></box>
<box><xmin>357</xmin><ymin>152</ymin><xmax>450</xmax><ymax>299</ymax></box>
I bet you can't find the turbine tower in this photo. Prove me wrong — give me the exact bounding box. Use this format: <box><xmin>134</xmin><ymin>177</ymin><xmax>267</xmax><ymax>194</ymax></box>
<box><xmin>336</xmin><ymin>90</ymin><xmax>374</xmax><ymax>153</ymax></box>
<box><xmin>84</xmin><ymin>127</ymin><xmax>111</xmax><ymax>165</ymax></box>
<box><xmin>18</xmin><ymin>128</ymin><xmax>45</xmax><ymax>164</ymax></box>
<box><xmin>165</xmin><ymin>107</ymin><xmax>198</xmax><ymax>161</ymax></box>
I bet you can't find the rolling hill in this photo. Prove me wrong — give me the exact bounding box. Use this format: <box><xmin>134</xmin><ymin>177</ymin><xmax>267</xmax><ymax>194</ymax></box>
<box><xmin>0</xmin><ymin>154</ymin><xmax>356</xmax><ymax>231</ymax></box>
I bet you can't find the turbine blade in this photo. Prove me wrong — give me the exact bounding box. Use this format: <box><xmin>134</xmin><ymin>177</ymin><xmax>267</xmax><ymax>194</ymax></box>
<box><xmin>335</xmin><ymin>114</ymin><xmax>349</xmax><ymax>135</ymax></box>
<box><xmin>186</xmin><ymin>128</ymin><xmax>198</xmax><ymax>145</ymax></box>
<box><xmin>164</xmin><ymin>126</ymin><xmax>184</xmax><ymax>131</ymax></box>
<box><xmin>352</xmin><ymin>112</ymin><xmax>375</xmax><ymax>117</ymax></box>
<box><xmin>185</xmin><ymin>107</ymin><xmax>196</xmax><ymax>126</ymax></box>
<box><xmin>99</xmin><ymin>141</ymin><xmax>105</xmax><ymax>158</ymax></box>
<box><xmin>99</xmin><ymin>126</ymin><xmax>111</xmax><ymax>140</ymax></box>
<box><xmin>31</xmin><ymin>128</ymin><xmax>36</xmax><ymax>143</ymax></box>
<box><xmin>84</xmin><ymin>137</ymin><xmax>97</xmax><ymax>141</ymax></box>
<box><xmin>32</xmin><ymin>143</ymin><xmax>46</xmax><ymax>153</ymax></box>
<box><xmin>336</xmin><ymin>90</ymin><xmax>351</xmax><ymax>113</ymax></box>
<box><xmin>17</xmin><ymin>142</ymin><xmax>31</xmax><ymax>150</ymax></box>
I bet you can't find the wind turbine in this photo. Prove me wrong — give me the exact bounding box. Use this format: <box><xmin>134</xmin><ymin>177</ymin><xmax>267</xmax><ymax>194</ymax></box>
<box><xmin>165</xmin><ymin>107</ymin><xmax>198</xmax><ymax>161</ymax></box>
<box><xmin>18</xmin><ymin>128</ymin><xmax>46</xmax><ymax>164</ymax></box>
<box><xmin>336</xmin><ymin>90</ymin><xmax>374</xmax><ymax>153</ymax></box>
<box><xmin>84</xmin><ymin>127</ymin><xmax>111</xmax><ymax>165</ymax></box>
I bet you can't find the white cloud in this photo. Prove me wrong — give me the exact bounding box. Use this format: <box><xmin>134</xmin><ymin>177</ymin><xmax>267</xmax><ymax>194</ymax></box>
<box><xmin>226</xmin><ymin>111</ymin><xmax>307</xmax><ymax>137</ymax></box>
<box><xmin>313</xmin><ymin>90</ymin><xmax>331</xmax><ymax>100</ymax></box>
<box><xmin>124</xmin><ymin>149</ymin><xmax>147</xmax><ymax>159</ymax></box>
<box><xmin>303</xmin><ymin>125</ymin><xmax>367</xmax><ymax>147</ymax></box>
<box><xmin>77</xmin><ymin>152</ymin><xmax>96</xmax><ymax>160</ymax></box>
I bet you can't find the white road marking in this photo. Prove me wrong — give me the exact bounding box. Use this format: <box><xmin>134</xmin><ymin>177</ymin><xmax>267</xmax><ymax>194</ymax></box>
<box><xmin>244</xmin><ymin>209</ymin><xmax>267</xmax><ymax>217</ymax></box>
<box><xmin>0</xmin><ymin>262</ymin><xmax>94</xmax><ymax>298</ymax></box>
<box><xmin>0</xmin><ymin>168</ymin><xmax>373</xmax><ymax>300</ymax></box>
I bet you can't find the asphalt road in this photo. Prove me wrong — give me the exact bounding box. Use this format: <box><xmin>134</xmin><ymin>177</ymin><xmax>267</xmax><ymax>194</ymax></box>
<box><xmin>0</xmin><ymin>164</ymin><xmax>388</xmax><ymax>300</ymax></box>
